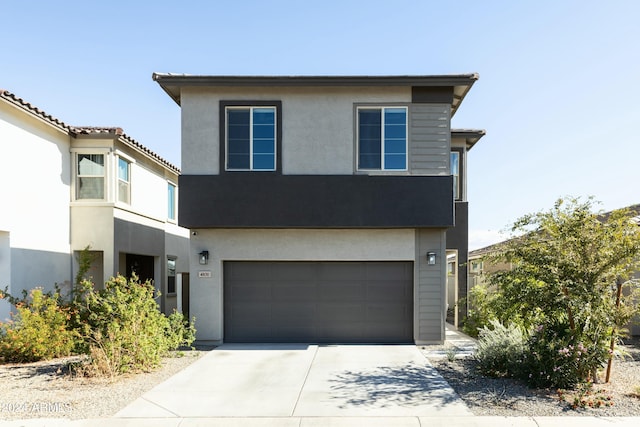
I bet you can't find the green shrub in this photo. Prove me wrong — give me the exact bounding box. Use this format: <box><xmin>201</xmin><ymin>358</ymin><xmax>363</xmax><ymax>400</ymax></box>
<box><xmin>165</xmin><ymin>310</ymin><xmax>196</xmax><ymax>351</ymax></box>
<box><xmin>461</xmin><ymin>283</ymin><xmax>499</xmax><ymax>338</ymax></box>
<box><xmin>76</xmin><ymin>274</ymin><xmax>195</xmax><ymax>376</ymax></box>
<box><xmin>474</xmin><ymin>319</ymin><xmax>527</xmax><ymax>377</ymax></box>
<box><xmin>0</xmin><ymin>288</ymin><xmax>77</xmax><ymax>363</ymax></box>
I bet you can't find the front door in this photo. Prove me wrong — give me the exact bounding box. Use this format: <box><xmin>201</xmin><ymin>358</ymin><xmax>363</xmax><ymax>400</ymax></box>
<box><xmin>125</xmin><ymin>253</ymin><xmax>154</xmax><ymax>285</ymax></box>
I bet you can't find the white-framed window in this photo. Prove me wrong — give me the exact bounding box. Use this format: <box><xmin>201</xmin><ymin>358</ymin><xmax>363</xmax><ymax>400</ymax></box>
<box><xmin>117</xmin><ymin>157</ymin><xmax>131</xmax><ymax>204</ymax></box>
<box><xmin>226</xmin><ymin>106</ymin><xmax>276</xmax><ymax>171</ymax></box>
<box><xmin>76</xmin><ymin>153</ymin><xmax>105</xmax><ymax>200</ymax></box>
<box><xmin>167</xmin><ymin>182</ymin><xmax>176</xmax><ymax>221</ymax></box>
<box><xmin>357</xmin><ymin>106</ymin><xmax>408</xmax><ymax>171</ymax></box>
<box><xmin>451</xmin><ymin>151</ymin><xmax>460</xmax><ymax>200</ymax></box>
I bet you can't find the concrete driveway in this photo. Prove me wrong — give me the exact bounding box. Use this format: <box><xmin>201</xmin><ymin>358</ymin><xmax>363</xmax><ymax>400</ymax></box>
<box><xmin>115</xmin><ymin>344</ymin><xmax>471</xmax><ymax>420</ymax></box>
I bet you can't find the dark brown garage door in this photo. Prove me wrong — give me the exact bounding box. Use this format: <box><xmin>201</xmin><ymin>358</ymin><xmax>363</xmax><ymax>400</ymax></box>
<box><xmin>224</xmin><ymin>261</ymin><xmax>413</xmax><ymax>343</ymax></box>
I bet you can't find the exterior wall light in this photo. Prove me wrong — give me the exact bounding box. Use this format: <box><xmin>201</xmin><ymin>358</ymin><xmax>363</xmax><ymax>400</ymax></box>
<box><xmin>199</xmin><ymin>250</ymin><xmax>209</xmax><ymax>265</ymax></box>
<box><xmin>426</xmin><ymin>251</ymin><xmax>436</xmax><ymax>265</ymax></box>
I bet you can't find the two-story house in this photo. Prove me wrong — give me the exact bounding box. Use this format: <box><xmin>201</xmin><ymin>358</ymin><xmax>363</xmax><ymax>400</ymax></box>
<box><xmin>0</xmin><ymin>90</ymin><xmax>190</xmax><ymax>320</ymax></box>
<box><xmin>154</xmin><ymin>74</ymin><xmax>484</xmax><ymax>344</ymax></box>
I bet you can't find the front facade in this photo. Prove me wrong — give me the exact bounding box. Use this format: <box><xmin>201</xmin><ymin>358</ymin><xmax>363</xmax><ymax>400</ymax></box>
<box><xmin>0</xmin><ymin>90</ymin><xmax>189</xmax><ymax>320</ymax></box>
<box><xmin>155</xmin><ymin>74</ymin><xmax>484</xmax><ymax>344</ymax></box>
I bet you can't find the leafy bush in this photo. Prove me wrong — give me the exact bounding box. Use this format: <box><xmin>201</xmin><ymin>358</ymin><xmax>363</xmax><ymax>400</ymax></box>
<box><xmin>470</xmin><ymin>198</ymin><xmax>640</xmax><ymax>388</ymax></box>
<box><xmin>461</xmin><ymin>284</ymin><xmax>499</xmax><ymax>338</ymax></box>
<box><xmin>0</xmin><ymin>258</ymin><xmax>196</xmax><ymax>376</ymax></box>
<box><xmin>165</xmin><ymin>310</ymin><xmax>196</xmax><ymax>351</ymax></box>
<box><xmin>0</xmin><ymin>288</ymin><xmax>77</xmax><ymax>363</ymax></box>
<box><xmin>474</xmin><ymin>319</ymin><xmax>527</xmax><ymax>377</ymax></box>
<box><xmin>76</xmin><ymin>274</ymin><xmax>195</xmax><ymax>376</ymax></box>
<box><xmin>517</xmin><ymin>321</ymin><xmax>610</xmax><ymax>389</ymax></box>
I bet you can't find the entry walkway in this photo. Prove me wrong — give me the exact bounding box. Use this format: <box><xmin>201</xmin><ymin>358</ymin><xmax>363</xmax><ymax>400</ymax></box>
<box><xmin>420</xmin><ymin>323</ymin><xmax>478</xmax><ymax>360</ymax></box>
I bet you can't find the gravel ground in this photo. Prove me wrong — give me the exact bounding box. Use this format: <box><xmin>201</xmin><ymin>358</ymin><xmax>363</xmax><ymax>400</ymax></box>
<box><xmin>430</xmin><ymin>336</ymin><xmax>640</xmax><ymax>416</ymax></box>
<box><xmin>1</xmin><ymin>340</ymin><xmax>638</xmax><ymax>421</ymax></box>
<box><xmin>0</xmin><ymin>348</ymin><xmax>210</xmax><ymax>421</ymax></box>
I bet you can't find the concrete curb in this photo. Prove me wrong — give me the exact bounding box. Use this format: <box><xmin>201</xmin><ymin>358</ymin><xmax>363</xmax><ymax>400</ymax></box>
<box><xmin>4</xmin><ymin>416</ymin><xmax>640</xmax><ymax>427</ymax></box>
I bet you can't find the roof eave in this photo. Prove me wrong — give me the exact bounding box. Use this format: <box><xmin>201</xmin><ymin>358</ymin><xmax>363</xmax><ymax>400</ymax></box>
<box><xmin>152</xmin><ymin>73</ymin><xmax>479</xmax><ymax>109</ymax></box>
<box><xmin>451</xmin><ymin>129</ymin><xmax>486</xmax><ymax>150</ymax></box>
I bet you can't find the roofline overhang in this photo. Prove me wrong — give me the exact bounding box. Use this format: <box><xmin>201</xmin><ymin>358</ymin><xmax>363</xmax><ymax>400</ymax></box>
<box><xmin>451</xmin><ymin>129</ymin><xmax>486</xmax><ymax>150</ymax></box>
<box><xmin>152</xmin><ymin>73</ymin><xmax>479</xmax><ymax>115</ymax></box>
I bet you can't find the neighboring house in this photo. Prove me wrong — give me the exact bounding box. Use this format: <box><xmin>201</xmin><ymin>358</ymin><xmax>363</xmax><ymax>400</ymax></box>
<box><xmin>154</xmin><ymin>74</ymin><xmax>484</xmax><ymax>344</ymax></box>
<box><xmin>468</xmin><ymin>242</ymin><xmax>513</xmax><ymax>289</ymax></box>
<box><xmin>0</xmin><ymin>90</ymin><xmax>190</xmax><ymax>321</ymax></box>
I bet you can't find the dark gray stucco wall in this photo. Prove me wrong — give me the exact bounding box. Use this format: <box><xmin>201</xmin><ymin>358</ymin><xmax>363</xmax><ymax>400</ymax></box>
<box><xmin>446</xmin><ymin>201</ymin><xmax>469</xmax><ymax>320</ymax></box>
<box><xmin>178</xmin><ymin>174</ymin><xmax>454</xmax><ymax>229</ymax></box>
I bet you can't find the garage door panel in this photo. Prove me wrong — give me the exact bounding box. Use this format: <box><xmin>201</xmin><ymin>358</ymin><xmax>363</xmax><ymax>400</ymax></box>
<box><xmin>229</xmin><ymin>283</ymin><xmax>273</xmax><ymax>301</ymax></box>
<box><xmin>270</xmin><ymin>262</ymin><xmax>318</xmax><ymax>280</ymax></box>
<box><xmin>319</xmin><ymin>263</ymin><xmax>366</xmax><ymax>280</ymax></box>
<box><xmin>367</xmin><ymin>282</ymin><xmax>412</xmax><ymax>301</ymax></box>
<box><xmin>367</xmin><ymin>303</ymin><xmax>411</xmax><ymax>320</ymax></box>
<box><xmin>365</xmin><ymin>262</ymin><xmax>412</xmax><ymax>280</ymax></box>
<box><xmin>224</xmin><ymin>261</ymin><xmax>413</xmax><ymax>343</ymax></box>
<box><xmin>271</xmin><ymin>303</ymin><xmax>316</xmax><ymax>320</ymax></box>
<box><xmin>317</xmin><ymin>282</ymin><xmax>366</xmax><ymax>301</ymax></box>
<box><xmin>272</xmin><ymin>283</ymin><xmax>316</xmax><ymax>300</ymax></box>
<box><xmin>231</xmin><ymin>303</ymin><xmax>272</xmax><ymax>319</ymax></box>
<box><xmin>318</xmin><ymin>302</ymin><xmax>366</xmax><ymax>321</ymax></box>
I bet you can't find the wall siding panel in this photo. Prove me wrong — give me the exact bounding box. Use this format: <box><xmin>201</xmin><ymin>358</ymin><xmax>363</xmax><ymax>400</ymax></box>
<box><xmin>410</xmin><ymin>104</ymin><xmax>451</xmax><ymax>175</ymax></box>
<box><xmin>414</xmin><ymin>228</ymin><xmax>447</xmax><ymax>344</ymax></box>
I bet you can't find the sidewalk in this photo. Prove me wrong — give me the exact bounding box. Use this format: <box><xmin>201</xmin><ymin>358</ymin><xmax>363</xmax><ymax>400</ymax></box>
<box><xmin>4</xmin><ymin>415</ymin><xmax>640</xmax><ymax>427</ymax></box>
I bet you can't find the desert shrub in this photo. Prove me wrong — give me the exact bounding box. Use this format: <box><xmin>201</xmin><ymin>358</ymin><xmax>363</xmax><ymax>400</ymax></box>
<box><xmin>0</xmin><ymin>288</ymin><xmax>77</xmax><ymax>363</ymax></box>
<box><xmin>516</xmin><ymin>321</ymin><xmax>610</xmax><ymax>389</ymax></box>
<box><xmin>474</xmin><ymin>319</ymin><xmax>527</xmax><ymax>377</ymax></box>
<box><xmin>165</xmin><ymin>310</ymin><xmax>196</xmax><ymax>351</ymax></box>
<box><xmin>76</xmin><ymin>274</ymin><xmax>195</xmax><ymax>376</ymax></box>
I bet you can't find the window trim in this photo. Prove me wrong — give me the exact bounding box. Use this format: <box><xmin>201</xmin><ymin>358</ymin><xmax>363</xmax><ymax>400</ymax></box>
<box><xmin>220</xmin><ymin>100</ymin><xmax>282</xmax><ymax>174</ymax></box>
<box><xmin>356</xmin><ymin>106</ymin><xmax>408</xmax><ymax>172</ymax></box>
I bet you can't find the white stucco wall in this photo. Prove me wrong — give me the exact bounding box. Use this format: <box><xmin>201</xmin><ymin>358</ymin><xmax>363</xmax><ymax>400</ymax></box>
<box><xmin>127</xmin><ymin>160</ymin><xmax>170</xmax><ymax>221</ymax></box>
<box><xmin>180</xmin><ymin>86</ymin><xmax>412</xmax><ymax>175</ymax></box>
<box><xmin>0</xmin><ymin>102</ymin><xmax>72</xmax><ymax>300</ymax></box>
<box><xmin>0</xmin><ymin>231</ymin><xmax>11</xmax><ymax>321</ymax></box>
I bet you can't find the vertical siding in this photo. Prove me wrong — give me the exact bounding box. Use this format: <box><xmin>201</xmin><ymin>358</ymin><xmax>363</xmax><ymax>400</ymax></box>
<box><xmin>409</xmin><ymin>104</ymin><xmax>451</xmax><ymax>175</ymax></box>
<box><xmin>414</xmin><ymin>228</ymin><xmax>447</xmax><ymax>343</ymax></box>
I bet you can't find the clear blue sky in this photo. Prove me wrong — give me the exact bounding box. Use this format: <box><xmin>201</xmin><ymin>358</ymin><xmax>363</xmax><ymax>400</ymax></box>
<box><xmin>3</xmin><ymin>0</ymin><xmax>639</xmax><ymax>249</ymax></box>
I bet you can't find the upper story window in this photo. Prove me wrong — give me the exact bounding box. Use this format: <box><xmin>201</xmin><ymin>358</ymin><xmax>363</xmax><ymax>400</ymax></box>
<box><xmin>77</xmin><ymin>154</ymin><xmax>105</xmax><ymax>200</ymax></box>
<box><xmin>226</xmin><ymin>106</ymin><xmax>276</xmax><ymax>171</ymax></box>
<box><xmin>357</xmin><ymin>107</ymin><xmax>407</xmax><ymax>171</ymax></box>
<box><xmin>451</xmin><ymin>151</ymin><xmax>460</xmax><ymax>200</ymax></box>
<box><xmin>167</xmin><ymin>182</ymin><xmax>176</xmax><ymax>221</ymax></box>
<box><xmin>117</xmin><ymin>157</ymin><xmax>131</xmax><ymax>204</ymax></box>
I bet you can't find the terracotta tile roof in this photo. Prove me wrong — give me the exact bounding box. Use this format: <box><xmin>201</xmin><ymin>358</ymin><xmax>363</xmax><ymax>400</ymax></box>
<box><xmin>70</xmin><ymin>126</ymin><xmax>180</xmax><ymax>173</ymax></box>
<box><xmin>1</xmin><ymin>90</ymin><xmax>180</xmax><ymax>173</ymax></box>
<box><xmin>1</xmin><ymin>89</ymin><xmax>71</xmax><ymax>132</ymax></box>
